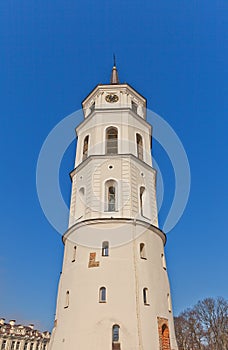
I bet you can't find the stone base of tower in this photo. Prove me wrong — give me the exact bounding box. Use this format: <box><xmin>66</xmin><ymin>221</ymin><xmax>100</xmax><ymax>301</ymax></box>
<box><xmin>49</xmin><ymin>219</ymin><xmax>178</xmax><ymax>350</ymax></box>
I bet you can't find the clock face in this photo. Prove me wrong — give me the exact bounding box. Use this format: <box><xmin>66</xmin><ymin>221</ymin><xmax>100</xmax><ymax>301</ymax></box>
<box><xmin>105</xmin><ymin>94</ymin><xmax>119</xmax><ymax>103</ymax></box>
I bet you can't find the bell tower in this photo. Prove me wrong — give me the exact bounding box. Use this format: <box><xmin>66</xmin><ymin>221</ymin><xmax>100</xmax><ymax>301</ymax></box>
<box><xmin>49</xmin><ymin>64</ymin><xmax>178</xmax><ymax>350</ymax></box>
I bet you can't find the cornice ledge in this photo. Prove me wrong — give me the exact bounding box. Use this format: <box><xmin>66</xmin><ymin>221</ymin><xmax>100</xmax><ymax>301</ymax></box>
<box><xmin>63</xmin><ymin>218</ymin><xmax>166</xmax><ymax>245</ymax></box>
<box><xmin>70</xmin><ymin>153</ymin><xmax>156</xmax><ymax>180</ymax></box>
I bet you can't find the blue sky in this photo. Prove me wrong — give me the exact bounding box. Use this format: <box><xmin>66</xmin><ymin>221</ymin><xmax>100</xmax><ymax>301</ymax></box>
<box><xmin>0</xmin><ymin>0</ymin><xmax>227</xmax><ymax>331</ymax></box>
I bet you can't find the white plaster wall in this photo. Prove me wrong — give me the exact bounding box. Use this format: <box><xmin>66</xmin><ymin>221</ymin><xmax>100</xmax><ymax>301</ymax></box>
<box><xmin>50</xmin><ymin>222</ymin><xmax>178</xmax><ymax>350</ymax></box>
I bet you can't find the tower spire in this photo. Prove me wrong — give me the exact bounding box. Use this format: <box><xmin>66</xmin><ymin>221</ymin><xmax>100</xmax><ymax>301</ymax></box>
<box><xmin>113</xmin><ymin>53</ymin><xmax>116</xmax><ymax>67</ymax></box>
<box><xmin>110</xmin><ymin>54</ymin><xmax>119</xmax><ymax>84</ymax></box>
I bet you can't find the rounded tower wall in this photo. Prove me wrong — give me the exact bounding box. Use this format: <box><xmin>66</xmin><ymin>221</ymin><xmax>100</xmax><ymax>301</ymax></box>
<box><xmin>52</xmin><ymin>221</ymin><xmax>175</xmax><ymax>350</ymax></box>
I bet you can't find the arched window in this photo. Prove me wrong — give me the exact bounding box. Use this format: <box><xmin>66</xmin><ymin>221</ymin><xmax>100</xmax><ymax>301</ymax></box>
<box><xmin>105</xmin><ymin>180</ymin><xmax>117</xmax><ymax>212</ymax></box>
<box><xmin>10</xmin><ymin>341</ymin><xmax>15</xmax><ymax>350</ymax></box>
<box><xmin>75</xmin><ymin>187</ymin><xmax>86</xmax><ymax>221</ymax></box>
<box><xmin>108</xmin><ymin>186</ymin><xmax>116</xmax><ymax>211</ymax></box>
<box><xmin>106</xmin><ymin>127</ymin><xmax>118</xmax><ymax>154</ymax></box>
<box><xmin>139</xmin><ymin>186</ymin><xmax>145</xmax><ymax>216</ymax></box>
<box><xmin>143</xmin><ymin>288</ymin><xmax>149</xmax><ymax>305</ymax></box>
<box><xmin>112</xmin><ymin>324</ymin><xmax>120</xmax><ymax>342</ymax></box>
<box><xmin>162</xmin><ymin>324</ymin><xmax>171</xmax><ymax>350</ymax></box>
<box><xmin>82</xmin><ymin>135</ymin><xmax>89</xmax><ymax>161</ymax></box>
<box><xmin>140</xmin><ymin>243</ymin><xmax>146</xmax><ymax>259</ymax></box>
<box><xmin>102</xmin><ymin>241</ymin><xmax>109</xmax><ymax>256</ymax></box>
<box><xmin>136</xmin><ymin>133</ymin><xmax>143</xmax><ymax>160</ymax></box>
<box><xmin>99</xmin><ymin>287</ymin><xmax>106</xmax><ymax>303</ymax></box>
<box><xmin>72</xmin><ymin>246</ymin><xmax>77</xmax><ymax>262</ymax></box>
<box><xmin>64</xmin><ymin>291</ymin><xmax>70</xmax><ymax>308</ymax></box>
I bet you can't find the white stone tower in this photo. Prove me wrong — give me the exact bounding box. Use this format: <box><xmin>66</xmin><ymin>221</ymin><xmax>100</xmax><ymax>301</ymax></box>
<box><xmin>49</xmin><ymin>64</ymin><xmax>178</xmax><ymax>350</ymax></box>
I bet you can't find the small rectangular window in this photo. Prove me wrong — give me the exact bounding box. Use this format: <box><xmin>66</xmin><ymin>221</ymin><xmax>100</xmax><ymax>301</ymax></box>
<box><xmin>64</xmin><ymin>291</ymin><xmax>70</xmax><ymax>308</ymax></box>
<box><xmin>11</xmin><ymin>341</ymin><xmax>15</xmax><ymax>350</ymax></box>
<box><xmin>102</xmin><ymin>242</ymin><xmax>109</xmax><ymax>256</ymax></box>
<box><xmin>72</xmin><ymin>246</ymin><xmax>77</xmax><ymax>262</ymax></box>
<box><xmin>140</xmin><ymin>243</ymin><xmax>146</xmax><ymax>259</ymax></box>
<box><xmin>167</xmin><ymin>293</ymin><xmax>172</xmax><ymax>312</ymax></box>
<box><xmin>161</xmin><ymin>253</ymin><xmax>167</xmax><ymax>270</ymax></box>
<box><xmin>143</xmin><ymin>288</ymin><xmax>149</xmax><ymax>305</ymax></box>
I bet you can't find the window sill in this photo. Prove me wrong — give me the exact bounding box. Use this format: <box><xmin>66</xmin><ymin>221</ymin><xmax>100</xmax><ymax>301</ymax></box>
<box><xmin>104</xmin><ymin>210</ymin><xmax>118</xmax><ymax>213</ymax></box>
